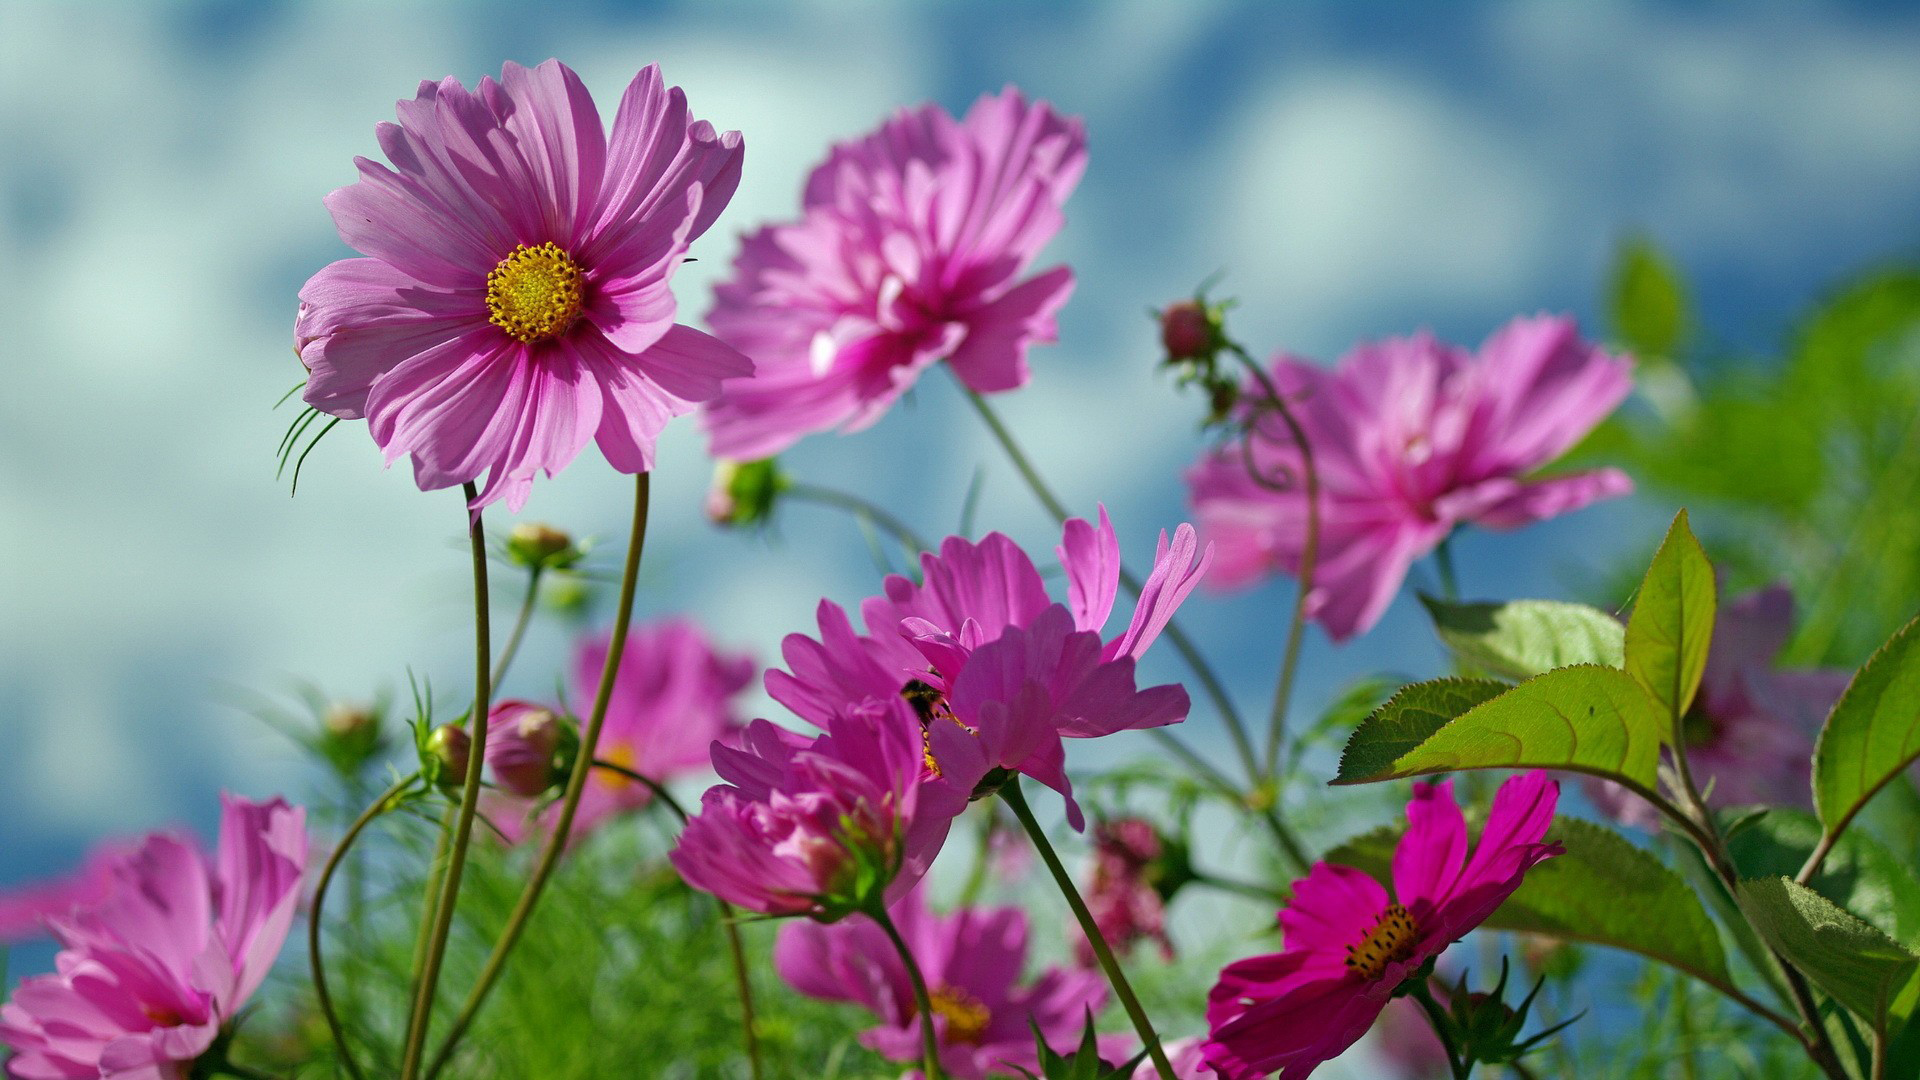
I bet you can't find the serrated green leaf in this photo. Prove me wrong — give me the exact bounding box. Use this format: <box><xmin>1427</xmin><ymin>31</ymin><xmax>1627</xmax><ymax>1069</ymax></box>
<box><xmin>1326</xmin><ymin>816</ymin><xmax>1733</xmax><ymax>996</ymax></box>
<box><xmin>1724</xmin><ymin>807</ymin><xmax>1920</xmax><ymax>947</ymax></box>
<box><xmin>1625</xmin><ymin>509</ymin><xmax>1716</xmax><ymax>727</ymax></box>
<box><xmin>1609</xmin><ymin>236</ymin><xmax>1691</xmax><ymax>360</ymax></box>
<box><xmin>1738</xmin><ymin>876</ymin><xmax>1920</xmax><ymax>1027</ymax></box>
<box><xmin>1334</xmin><ymin>666</ymin><xmax>1665</xmax><ymax>792</ymax></box>
<box><xmin>1420</xmin><ymin>595</ymin><xmax>1626</xmax><ymax>680</ymax></box>
<box><xmin>1334</xmin><ymin>678</ymin><xmax>1508</xmax><ymax>783</ymax></box>
<box><xmin>1813</xmin><ymin>616</ymin><xmax>1920</xmax><ymax>842</ymax></box>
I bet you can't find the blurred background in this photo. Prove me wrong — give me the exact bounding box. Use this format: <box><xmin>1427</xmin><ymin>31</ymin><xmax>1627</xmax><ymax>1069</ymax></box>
<box><xmin>3</xmin><ymin>0</ymin><xmax>1920</xmax><ymax>1063</ymax></box>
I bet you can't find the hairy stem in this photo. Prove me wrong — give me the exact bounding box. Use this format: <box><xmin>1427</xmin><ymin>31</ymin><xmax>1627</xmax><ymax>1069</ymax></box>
<box><xmin>397</xmin><ymin>485</ymin><xmax>494</xmax><ymax>1080</ymax></box>
<box><xmin>424</xmin><ymin>474</ymin><xmax>652</xmax><ymax>1079</ymax></box>
<box><xmin>309</xmin><ymin>778</ymin><xmax>414</xmax><ymax>1080</ymax></box>
<box><xmin>1001</xmin><ymin>779</ymin><xmax>1174</xmax><ymax>1079</ymax></box>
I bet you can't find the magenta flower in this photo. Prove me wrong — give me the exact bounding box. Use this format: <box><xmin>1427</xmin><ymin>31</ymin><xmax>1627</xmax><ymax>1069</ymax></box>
<box><xmin>775</xmin><ymin>888</ymin><xmax>1116</xmax><ymax>1079</ymax></box>
<box><xmin>1587</xmin><ymin>584</ymin><xmax>1849</xmax><ymax>828</ymax></box>
<box><xmin>669</xmin><ymin>702</ymin><xmax>976</xmax><ymax>918</ymax></box>
<box><xmin>0</xmin><ymin>796</ymin><xmax>308</xmax><ymax>1079</ymax></box>
<box><xmin>767</xmin><ymin>510</ymin><xmax>1205</xmax><ymax>828</ymax></box>
<box><xmin>485</xmin><ymin>699</ymin><xmax>566</xmax><ymax>798</ymax></box>
<box><xmin>295</xmin><ymin>60</ymin><xmax>750</xmax><ymax>513</ymax></box>
<box><xmin>0</xmin><ymin>841</ymin><xmax>137</xmax><ymax>945</ymax></box>
<box><xmin>1187</xmin><ymin>315</ymin><xmax>1633</xmax><ymax>641</ymax></box>
<box><xmin>490</xmin><ymin>617</ymin><xmax>753</xmax><ymax>843</ymax></box>
<box><xmin>1374</xmin><ymin>997</ymin><xmax>1451</xmax><ymax>1079</ymax></box>
<box><xmin>1203</xmin><ymin>772</ymin><xmax>1561</xmax><ymax>1079</ymax></box>
<box><xmin>1076</xmin><ymin>817</ymin><xmax>1174</xmax><ymax>967</ymax></box>
<box><xmin>701</xmin><ymin>88</ymin><xmax>1086</xmax><ymax>460</ymax></box>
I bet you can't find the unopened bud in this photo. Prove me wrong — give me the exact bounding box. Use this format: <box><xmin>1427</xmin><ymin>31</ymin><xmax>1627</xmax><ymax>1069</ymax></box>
<box><xmin>1160</xmin><ymin>300</ymin><xmax>1216</xmax><ymax>360</ymax></box>
<box><xmin>707</xmin><ymin>458</ymin><xmax>785</xmax><ymax>528</ymax></box>
<box><xmin>506</xmin><ymin>522</ymin><xmax>581</xmax><ymax>570</ymax></box>
<box><xmin>485</xmin><ymin>702</ymin><xmax>570</xmax><ymax>798</ymax></box>
<box><xmin>320</xmin><ymin>702</ymin><xmax>384</xmax><ymax>774</ymax></box>
<box><xmin>424</xmin><ymin>724</ymin><xmax>472</xmax><ymax>788</ymax></box>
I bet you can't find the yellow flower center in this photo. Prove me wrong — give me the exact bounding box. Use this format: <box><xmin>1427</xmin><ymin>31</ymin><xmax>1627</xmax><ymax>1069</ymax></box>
<box><xmin>597</xmin><ymin>742</ymin><xmax>637</xmax><ymax>792</ymax></box>
<box><xmin>486</xmin><ymin>242</ymin><xmax>585</xmax><ymax>343</ymax></box>
<box><xmin>928</xmin><ymin>984</ymin><xmax>992</xmax><ymax>1045</ymax></box>
<box><xmin>1345</xmin><ymin>903</ymin><xmax>1418</xmax><ymax>981</ymax></box>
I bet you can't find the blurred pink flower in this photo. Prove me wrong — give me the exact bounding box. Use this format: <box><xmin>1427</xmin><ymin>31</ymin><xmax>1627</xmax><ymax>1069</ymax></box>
<box><xmin>702</xmin><ymin>88</ymin><xmax>1086</xmax><ymax>459</ymax></box>
<box><xmin>1203</xmin><ymin>772</ymin><xmax>1560</xmax><ymax>1079</ymax></box>
<box><xmin>296</xmin><ymin>60</ymin><xmax>750</xmax><ymax>514</ymax></box>
<box><xmin>1587</xmin><ymin>584</ymin><xmax>1849</xmax><ymax>828</ymax></box>
<box><xmin>1076</xmin><ymin>817</ymin><xmax>1174</xmax><ymax>967</ymax></box>
<box><xmin>776</xmin><ymin>888</ymin><xmax>1116</xmax><ymax>1079</ymax></box>
<box><xmin>484</xmin><ymin>700</ymin><xmax>566</xmax><ymax>798</ymax></box>
<box><xmin>0</xmin><ymin>796</ymin><xmax>308</xmax><ymax>1079</ymax></box>
<box><xmin>768</xmin><ymin>509</ymin><xmax>1204</xmax><ymax>828</ymax></box>
<box><xmin>1187</xmin><ymin>316</ymin><xmax>1633</xmax><ymax>641</ymax></box>
<box><xmin>1374</xmin><ymin>996</ymin><xmax>1450</xmax><ymax>1079</ymax></box>
<box><xmin>1136</xmin><ymin>1038</ymin><xmax>1213</xmax><ymax>1078</ymax></box>
<box><xmin>0</xmin><ymin>841</ymin><xmax>138</xmax><ymax>945</ymax></box>
<box><xmin>490</xmin><ymin>617</ymin><xmax>753</xmax><ymax>843</ymax></box>
<box><xmin>669</xmin><ymin>703</ymin><xmax>976</xmax><ymax>918</ymax></box>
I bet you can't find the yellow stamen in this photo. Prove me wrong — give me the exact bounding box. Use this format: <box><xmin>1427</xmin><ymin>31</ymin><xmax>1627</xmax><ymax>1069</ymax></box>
<box><xmin>927</xmin><ymin>984</ymin><xmax>992</xmax><ymax>1045</ymax></box>
<box><xmin>1344</xmin><ymin>903</ymin><xmax>1418</xmax><ymax>981</ymax></box>
<box><xmin>486</xmin><ymin>242</ymin><xmax>585</xmax><ymax>343</ymax></box>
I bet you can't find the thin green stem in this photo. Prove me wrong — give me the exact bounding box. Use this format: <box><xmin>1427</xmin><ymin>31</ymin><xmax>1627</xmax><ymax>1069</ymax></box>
<box><xmin>1000</xmin><ymin>779</ymin><xmax>1174</xmax><ymax>1079</ymax></box>
<box><xmin>1434</xmin><ymin>535</ymin><xmax>1461</xmax><ymax>601</ymax></box>
<box><xmin>216</xmin><ymin>1064</ymin><xmax>286</xmax><ymax>1080</ymax></box>
<box><xmin>1872</xmin><ymin>1026</ymin><xmax>1888</xmax><ymax>1080</ymax></box>
<box><xmin>424</xmin><ymin>474</ymin><xmax>652</xmax><ymax>1080</ymax></box>
<box><xmin>786</xmin><ymin>480</ymin><xmax>930</xmax><ymax>555</ymax></box>
<box><xmin>397</xmin><ymin>485</ymin><xmax>494</xmax><ymax>1080</ymax></box>
<box><xmin>870</xmin><ymin>902</ymin><xmax>945</xmax><ymax>1080</ymax></box>
<box><xmin>1407</xmin><ymin>979</ymin><xmax>1472</xmax><ymax>1080</ymax></box>
<box><xmin>490</xmin><ymin>566</ymin><xmax>543</xmax><ymax>688</ymax></box>
<box><xmin>308</xmin><ymin>778</ymin><xmax>414</xmax><ymax>1080</ymax></box>
<box><xmin>406</xmin><ymin>804</ymin><xmax>457</xmax><ymax>1009</ymax></box>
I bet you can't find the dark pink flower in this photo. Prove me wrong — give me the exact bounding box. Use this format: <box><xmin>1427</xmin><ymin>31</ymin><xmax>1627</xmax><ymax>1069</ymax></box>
<box><xmin>0</xmin><ymin>796</ymin><xmax>308</xmax><ymax>1079</ymax></box>
<box><xmin>484</xmin><ymin>699</ymin><xmax>566</xmax><ymax>798</ymax></box>
<box><xmin>1203</xmin><ymin>772</ymin><xmax>1560</xmax><ymax>1079</ymax></box>
<box><xmin>775</xmin><ymin>888</ymin><xmax>1117</xmax><ymax>1079</ymax></box>
<box><xmin>767</xmin><ymin>509</ymin><xmax>1205</xmax><ymax>828</ymax></box>
<box><xmin>1587</xmin><ymin>584</ymin><xmax>1849</xmax><ymax>828</ymax></box>
<box><xmin>1076</xmin><ymin>817</ymin><xmax>1174</xmax><ymax>966</ymax></box>
<box><xmin>669</xmin><ymin>702</ymin><xmax>976</xmax><ymax>918</ymax></box>
<box><xmin>702</xmin><ymin>88</ymin><xmax>1086</xmax><ymax>459</ymax></box>
<box><xmin>1374</xmin><ymin>996</ymin><xmax>1450</xmax><ymax>1079</ymax></box>
<box><xmin>0</xmin><ymin>841</ymin><xmax>138</xmax><ymax>945</ymax></box>
<box><xmin>1187</xmin><ymin>316</ymin><xmax>1632</xmax><ymax>641</ymax></box>
<box><xmin>296</xmin><ymin>60</ymin><xmax>750</xmax><ymax>514</ymax></box>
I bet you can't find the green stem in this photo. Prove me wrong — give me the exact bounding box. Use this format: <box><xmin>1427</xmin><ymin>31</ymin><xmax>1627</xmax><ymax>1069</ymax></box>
<box><xmin>957</xmin><ymin>805</ymin><xmax>999</xmax><ymax>907</ymax></box>
<box><xmin>490</xmin><ymin>565</ymin><xmax>543</xmax><ymax>688</ymax></box>
<box><xmin>308</xmin><ymin>779</ymin><xmax>414</xmax><ymax>1080</ymax></box>
<box><xmin>216</xmin><ymin>1064</ymin><xmax>286</xmax><ymax>1080</ymax></box>
<box><xmin>423</xmin><ymin>474</ymin><xmax>652</xmax><ymax>1080</ymax></box>
<box><xmin>1000</xmin><ymin>779</ymin><xmax>1174</xmax><ymax>1079</ymax></box>
<box><xmin>1434</xmin><ymin>535</ymin><xmax>1461</xmax><ymax>601</ymax></box>
<box><xmin>786</xmin><ymin>480</ymin><xmax>930</xmax><ymax>555</ymax></box>
<box><xmin>1407</xmin><ymin>979</ymin><xmax>1472</xmax><ymax>1080</ymax></box>
<box><xmin>397</xmin><ymin>484</ymin><xmax>494</xmax><ymax>1080</ymax></box>
<box><xmin>406</xmin><ymin>804</ymin><xmax>457</xmax><ymax>1009</ymax></box>
<box><xmin>870</xmin><ymin>902</ymin><xmax>946</xmax><ymax>1080</ymax></box>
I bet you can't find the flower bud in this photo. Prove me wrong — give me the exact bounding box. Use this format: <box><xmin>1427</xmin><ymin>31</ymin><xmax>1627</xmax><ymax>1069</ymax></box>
<box><xmin>506</xmin><ymin>522</ymin><xmax>582</xmax><ymax>571</ymax></box>
<box><xmin>1160</xmin><ymin>299</ymin><xmax>1216</xmax><ymax>361</ymax></box>
<box><xmin>706</xmin><ymin>458</ymin><xmax>785</xmax><ymax>528</ymax></box>
<box><xmin>485</xmin><ymin>702</ymin><xmax>570</xmax><ymax>798</ymax></box>
<box><xmin>319</xmin><ymin>702</ymin><xmax>384</xmax><ymax>774</ymax></box>
<box><xmin>423</xmin><ymin>724</ymin><xmax>472</xmax><ymax>788</ymax></box>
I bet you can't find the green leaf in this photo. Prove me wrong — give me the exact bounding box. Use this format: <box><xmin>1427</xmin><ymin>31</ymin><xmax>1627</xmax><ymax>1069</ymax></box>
<box><xmin>1738</xmin><ymin>876</ymin><xmax>1920</xmax><ymax>1027</ymax></box>
<box><xmin>1420</xmin><ymin>595</ymin><xmax>1626</xmax><ymax>680</ymax></box>
<box><xmin>1609</xmin><ymin>236</ymin><xmax>1691</xmax><ymax>360</ymax></box>
<box><xmin>1624</xmin><ymin>509</ymin><xmax>1717</xmax><ymax>726</ymax></box>
<box><xmin>1326</xmin><ymin>816</ymin><xmax>1734</xmax><ymax>995</ymax></box>
<box><xmin>1813</xmin><ymin>616</ymin><xmax>1920</xmax><ymax>842</ymax></box>
<box><xmin>1334</xmin><ymin>678</ymin><xmax>1509</xmax><ymax>784</ymax></box>
<box><xmin>1334</xmin><ymin>666</ymin><xmax>1665</xmax><ymax>792</ymax></box>
<box><xmin>1724</xmin><ymin>808</ymin><xmax>1920</xmax><ymax>947</ymax></box>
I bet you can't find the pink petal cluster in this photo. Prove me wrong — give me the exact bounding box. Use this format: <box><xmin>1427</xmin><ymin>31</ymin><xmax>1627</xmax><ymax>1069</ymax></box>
<box><xmin>484</xmin><ymin>699</ymin><xmax>566</xmax><ymax>798</ymax></box>
<box><xmin>1076</xmin><ymin>817</ymin><xmax>1174</xmax><ymax>966</ymax></box>
<box><xmin>702</xmin><ymin>88</ymin><xmax>1087</xmax><ymax>460</ymax></box>
<box><xmin>669</xmin><ymin>703</ymin><xmax>975</xmax><ymax>918</ymax></box>
<box><xmin>1203</xmin><ymin>772</ymin><xmax>1560</xmax><ymax>1079</ymax></box>
<box><xmin>769</xmin><ymin>509</ymin><xmax>1206</xmax><ymax>827</ymax></box>
<box><xmin>490</xmin><ymin>617</ymin><xmax>753</xmax><ymax>843</ymax></box>
<box><xmin>0</xmin><ymin>796</ymin><xmax>308</xmax><ymax>1079</ymax></box>
<box><xmin>1187</xmin><ymin>316</ymin><xmax>1633</xmax><ymax>641</ymax></box>
<box><xmin>775</xmin><ymin>888</ymin><xmax>1116</xmax><ymax>1079</ymax></box>
<box><xmin>1587</xmin><ymin>584</ymin><xmax>1849</xmax><ymax>828</ymax></box>
<box><xmin>296</xmin><ymin>60</ymin><xmax>751</xmax><ymax>513</ymax></box>
<box><xmin>0</xmin><ymin>842</ymin><xmax>139</xmax><ymax>945</ymax></box>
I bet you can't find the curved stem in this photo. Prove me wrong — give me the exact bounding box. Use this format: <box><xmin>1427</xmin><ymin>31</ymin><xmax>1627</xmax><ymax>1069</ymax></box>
<box><xmin>423</xmin><ymin>474</ymin><xmax>652</xmax><ymax>1079</ymax></box>
<box><xmin>1000</xmin><ymin>779</ymin><xmax>1174</xmax><ymax>1079</ymax></box>
<box><xmin>490</xmin><ymin>566</ymin><xmax>543</xmax><ymax>688</ymax></box>
<box><xmin>406</xmin><ymin>804</ymin><xmax>457</xmax><ymax>1008</ymax></box>
<box><xmin>309</xmin><ymin>778</ymin><xmax>414</xmax><ymax>1080</ymax></box>
<box><xmin>1407</xmin><ymin>979</ymin><xmax>1472</xmax><ymax>1080</ymax></box>
<box><xmin>870</xmin><ymin>902</ymin><xmax>946</xmax><ymax>1080</ymax></box>
<box><xmin>398</xmin><ymin>485</ymin><xmax>494</xmax><ymax>1080</ymax></box>
<box><xmin>786</xmin><ymin>480</ymin><xmax>930</xmax><ymax>555</ymax></box>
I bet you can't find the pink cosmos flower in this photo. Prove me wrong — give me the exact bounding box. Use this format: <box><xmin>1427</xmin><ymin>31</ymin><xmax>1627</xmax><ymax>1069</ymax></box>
<box><xmin>485</xmin><ymin>699</ymin><xmax>566</xmax><ymax>798</ymax></box>
<box><xmin>775</xmin><ymin>888</ymin><xmax>1117</xmax><ymax>1079</ymax></box>
<box><xmin>0</xmin><ymin>841</ymin><xmax>138</xmax><ymax>945</ymax></box>
<box><xmin>490</xmin><ymin>617</ymin><xmax>753</xmax><ymax>842</ymax></box>
<box><xmin>1187</xmin><ymin>316</ymin><xmax>1633</xmax><ymax>642</ymax></box>
<box><xmin>0</xmin><ymin>796</ymin><xmax>308</xmax><ymax>1079</ymax></box>
<box><xmin>767</xmin><ymin>509</ymin><xmax>1205</xmax><ymax>828</ymax></box>
<box><xmin>1587</xmin><ymin>584</ymin><xmax>1849</xmax><ymax>829</ymax></box>
<box><xmin>296</xmin><ymin>60</ymin><xmax>750</xmax><ymax>513</ymax></box>
<box><xmin>702</xmin><ymin>88</ymin><xmax>1086</xmax><ymax>460</ymax></box>
<box><xmin>1203</xmin><ymin>771</ymin><xmax>1561</xmax><ymax>1079</ymax></box>
<box><xmin>669</xmin><ymin>701</ymin><xmax>978</xmax><ymax>918</ymax></box>
<box><xmin>1076</xmin><ymin>817</ymin><xmax>1174</xmax><ymax>967</ymax></box>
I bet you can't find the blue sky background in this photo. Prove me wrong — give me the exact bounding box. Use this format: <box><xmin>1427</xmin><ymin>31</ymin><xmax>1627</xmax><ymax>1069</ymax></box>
<box><xmin>2</xmin><ymin>0</ymin><xmax>1919</xmax><ymax>1062</ymax></box>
